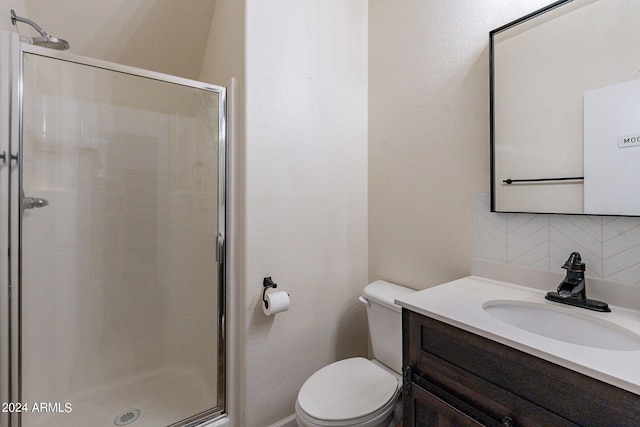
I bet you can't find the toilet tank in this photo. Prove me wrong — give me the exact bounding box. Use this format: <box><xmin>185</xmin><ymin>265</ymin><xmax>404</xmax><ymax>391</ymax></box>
<box><xmin>362</xmin><ymin>280</ymin><xmax>415</xmax><ymax>374</ymax></box>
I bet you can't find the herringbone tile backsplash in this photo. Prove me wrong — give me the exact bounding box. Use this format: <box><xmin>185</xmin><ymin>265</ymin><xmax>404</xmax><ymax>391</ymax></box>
<box><xmin>472</xmin><ymin>193</ymin><xmax>640</xmax><ymax>285</ymax></box>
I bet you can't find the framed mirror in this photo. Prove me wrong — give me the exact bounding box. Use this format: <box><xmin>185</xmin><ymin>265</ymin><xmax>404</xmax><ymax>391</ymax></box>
<box><xmin>491</xmin><ymin>0</ymin><xmax>640</xmax><ymax>216</ymax></box>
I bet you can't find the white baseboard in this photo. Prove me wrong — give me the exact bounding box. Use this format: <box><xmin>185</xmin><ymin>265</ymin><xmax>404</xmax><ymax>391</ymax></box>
<box><xmin>267</xmin><ymin>414</ymin><xmax>297</xmax><ymax>427</ymax></box>
<box><xmin>198</xmin><ymin>415</ymin><xmax>229</xmax><ymax>427</ymax></box>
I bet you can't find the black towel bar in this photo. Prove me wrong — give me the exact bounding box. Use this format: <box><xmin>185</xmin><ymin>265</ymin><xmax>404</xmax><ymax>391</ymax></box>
<box><xmin>502</xmin><ymin>176</ymin><xmax>584</xmax><ymax>184</ymax></box>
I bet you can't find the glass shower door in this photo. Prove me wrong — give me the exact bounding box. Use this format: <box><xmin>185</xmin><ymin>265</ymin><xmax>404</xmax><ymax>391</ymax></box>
<box><xmin>12</xmin><ymin>47</ymin><xmax>225</xmax><ymax>427</ymax></box>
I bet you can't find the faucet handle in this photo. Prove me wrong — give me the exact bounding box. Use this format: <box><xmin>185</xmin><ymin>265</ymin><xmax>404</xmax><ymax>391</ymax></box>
<box><xmin>562</xmin><ymin>252</ymin><xmax>585</xmax><ymax>271</ymax></box>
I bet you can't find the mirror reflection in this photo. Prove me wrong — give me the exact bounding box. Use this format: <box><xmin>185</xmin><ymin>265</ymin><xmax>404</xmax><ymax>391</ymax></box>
<box><xmin>491</xmin><ymin>0</ymin><xmax>640</xmax><ymax>215</ymax></box>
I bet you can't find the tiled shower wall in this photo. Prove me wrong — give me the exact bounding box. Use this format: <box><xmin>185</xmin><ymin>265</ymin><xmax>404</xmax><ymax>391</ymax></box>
<box><xmin>472</xmin><ymin>193</ymin><xmax>640</xmax><ymax>285</ymax></box>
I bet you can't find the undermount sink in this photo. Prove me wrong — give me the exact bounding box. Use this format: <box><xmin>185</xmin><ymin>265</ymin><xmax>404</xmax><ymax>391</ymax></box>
<box><xmin>483</xmin><ymin>300</ymin><xmax>640</xmax><ymax>351</ymax></box>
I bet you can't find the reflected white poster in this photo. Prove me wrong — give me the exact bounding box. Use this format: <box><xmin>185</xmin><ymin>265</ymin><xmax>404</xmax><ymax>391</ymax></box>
<box><xmin>584</xmin><ymin>79</ymin><xmax>640</xmax><ymax>215</ymax></box>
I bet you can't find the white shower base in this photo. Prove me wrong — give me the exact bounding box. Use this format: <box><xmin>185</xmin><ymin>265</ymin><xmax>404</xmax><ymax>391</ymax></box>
<box><xmin>23</xmin><ymin>365</ymin><xmax>217</xmax><ymax>427</ymax></box>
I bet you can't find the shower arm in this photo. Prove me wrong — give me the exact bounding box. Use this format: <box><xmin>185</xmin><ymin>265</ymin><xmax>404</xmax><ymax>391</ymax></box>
<box><xmin>11</xmin><ymin>10</ymin><xmax>49</xmax><ymax>37</ymax></box>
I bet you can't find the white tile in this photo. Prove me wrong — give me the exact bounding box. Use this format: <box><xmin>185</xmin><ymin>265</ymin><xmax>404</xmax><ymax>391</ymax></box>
<box><xmin>507</xmin><ymin>214</ymin><xmax>549</xmax><ymax>250</ymax></box>
<box><xmin>550</xmin><ymin>215</ymin><xmax>603</xmax><ymax>261</ymax></box>
<box><xmin>472</xmin><ymin>201</ymin><xmax>508</xmax><ymax>262</ymax></box>
<box><xmin>604</xmin><ymin>262</ymin><xmax>640</xmax><ymax>285</ymax></box>
<box><xmin>603</xmin><ymin>243</ymin><xmax>640</xmax><ymax>279</ymax></box>
<box><xmin>553</xmin><ymin>215</ymin><xmax>603</xmax><ymax>243</ymax></box>
<box><xmin>603</xmin><ymin>217</ymin><xmax>640</xmax><ymax>256</ymax></box>
<box><xmin>508</xmin><ymin>239</ymin><xmax>549</xmax><ymax>268</ymax></box>
<box><xmin>473</xmin><ymin>193</ymin><xmax>508</xmax><ymax>233</ymax></box>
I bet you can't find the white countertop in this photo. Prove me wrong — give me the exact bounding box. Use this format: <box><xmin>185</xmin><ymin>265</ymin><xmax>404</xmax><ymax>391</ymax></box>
<box><xmin>395</xmin><ymin>275</ymin><xmax>640</xmax><ymax>395</ymax></box>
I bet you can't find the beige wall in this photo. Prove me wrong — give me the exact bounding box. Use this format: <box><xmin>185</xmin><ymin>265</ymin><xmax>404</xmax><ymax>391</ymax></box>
<box><xmin>1</xmin><ymin>0</ymin><xmax>26</xmax><ymax>32</ymax></box>
<box><xmin>240</xmin><ymin>1</ymin><xmax>369</xmax><ymax>425</ymax></box>
<box><xmin>201</xmin><ymin>1</ymin><xmax>370</xmax><ymax>425</ymax></box>
<box><xmin>368</xmin><ymin>0</ymin><xmax>552</xmax><ymax>290</ymax></box>
<box><xmin>20</xmin><ymin>0</ymin><xmax>215</xmax><ymax>80</ymax></box>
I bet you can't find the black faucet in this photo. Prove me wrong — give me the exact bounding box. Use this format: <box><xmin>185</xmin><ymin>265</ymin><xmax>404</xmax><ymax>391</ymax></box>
<box><xmin>545</xmin><ymin>252</ymin><xmax>610</xmax><ymax>312</ymax></box>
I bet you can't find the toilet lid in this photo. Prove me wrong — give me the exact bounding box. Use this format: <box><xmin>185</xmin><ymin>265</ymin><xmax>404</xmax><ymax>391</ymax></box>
<box><xmin>297</xmin><ymin>357</ymin><xmax>399</xmax><ymax>422</ymax></box>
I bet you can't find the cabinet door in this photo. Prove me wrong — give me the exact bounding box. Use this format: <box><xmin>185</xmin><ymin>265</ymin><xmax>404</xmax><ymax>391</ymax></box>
<box><xmin>409</xmin><ymin>381</ymin><xmax>502</xmax><ymax>427</ymax></box>
<box><xmin>412</xmin><ymin>383</ymin><xmax>483</xmax><ymax>427</ymax></box>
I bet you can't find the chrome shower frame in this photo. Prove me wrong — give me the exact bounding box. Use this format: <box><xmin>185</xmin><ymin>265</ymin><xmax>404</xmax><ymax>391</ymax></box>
<box><xmin>0</xmin><ymin>33</ymin><xmax>228</xmax><ymax>427</ymax></box>
<box><xmin>0</xmin><ymin>30</ymin><xmax>12</xmax><ymax>427</ymax></box>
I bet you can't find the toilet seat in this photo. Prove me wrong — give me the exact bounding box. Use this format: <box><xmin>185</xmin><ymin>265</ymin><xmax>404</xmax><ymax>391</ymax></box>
<box><xmin>296</xmin><ymin>357</ymin><xmax>400</xmax><ymax>427</ymax></box>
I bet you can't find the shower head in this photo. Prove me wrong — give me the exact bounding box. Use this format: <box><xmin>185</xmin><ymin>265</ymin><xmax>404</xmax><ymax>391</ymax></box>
<box><xmin>10</xmin><ymin>9</ymin><xmax>69</xmax><ymax>51</ymax></box>
<box><xmin>29</xmin><ymin>35</ymin><xmax>70</xmax><ymax>51</ymax></box>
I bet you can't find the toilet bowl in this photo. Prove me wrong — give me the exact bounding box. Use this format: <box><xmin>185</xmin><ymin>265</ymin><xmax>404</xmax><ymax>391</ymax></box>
<box><xmin>295</xmin><ymin>358</ymin><xmax>400</xmax><ymax>427</ymax></box>
<box><xmin>295</xmin><ymin>281</ymin><xmax>414</xmax><ymax>427</ymax></box>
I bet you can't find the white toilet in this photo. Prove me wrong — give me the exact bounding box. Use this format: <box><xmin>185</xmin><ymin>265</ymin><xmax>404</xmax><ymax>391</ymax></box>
<box><xmin>295</xmin><ymin>280</ymin><xmax>414</xmax><ymax>427</ymax></box>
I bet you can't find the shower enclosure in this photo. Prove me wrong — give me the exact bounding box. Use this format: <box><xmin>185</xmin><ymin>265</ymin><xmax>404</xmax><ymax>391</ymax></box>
<box><xmin>0</xmin><ymin>33</ymin><xmax>226</xmax><ymax>427</ymax></box>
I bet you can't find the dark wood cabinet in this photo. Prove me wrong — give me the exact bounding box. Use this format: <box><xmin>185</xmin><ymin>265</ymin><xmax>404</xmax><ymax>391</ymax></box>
<box><xmin>402</xmin><ymin>309</ymin><xmax>640</xmax><ymax>427</ymax></box>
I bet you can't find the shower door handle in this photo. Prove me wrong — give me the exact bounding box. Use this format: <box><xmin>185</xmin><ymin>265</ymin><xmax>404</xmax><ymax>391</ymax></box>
<box><xmin>216</xmin><ymin>232</ymin><xmax>225</xmax><ymax>263</ymax></box>
<box><xmin>22</xmin><ymin>196</ymin><xmax>49</xmax><ymax>210</ymax></box>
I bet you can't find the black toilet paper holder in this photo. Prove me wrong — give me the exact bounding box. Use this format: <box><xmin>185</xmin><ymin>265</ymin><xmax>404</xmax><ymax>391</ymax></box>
<box><xmin>262</xmin><ymin>277</ymin><xmax>278</xmax><ymax>309</ymax></box>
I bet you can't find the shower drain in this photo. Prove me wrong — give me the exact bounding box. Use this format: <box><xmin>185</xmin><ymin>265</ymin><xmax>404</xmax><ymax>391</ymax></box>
<box><xmin>114</xmin><ymin>409</ymin><xmax>141</xmax><ymax>426</ymax></box>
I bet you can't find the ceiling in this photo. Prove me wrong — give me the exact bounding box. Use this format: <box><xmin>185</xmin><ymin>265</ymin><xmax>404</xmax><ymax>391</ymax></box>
<box><xmin>21</xmin><ymin>0</ymin><xmax>217</xmax><ymax>79</ymax></box>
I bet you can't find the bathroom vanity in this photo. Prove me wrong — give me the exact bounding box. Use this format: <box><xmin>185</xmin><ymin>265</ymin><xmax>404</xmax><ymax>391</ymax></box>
<box><xmin>396</xmin><ymin>271</ymin><xmax>640</xmax><ymax>426</ymax></box>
